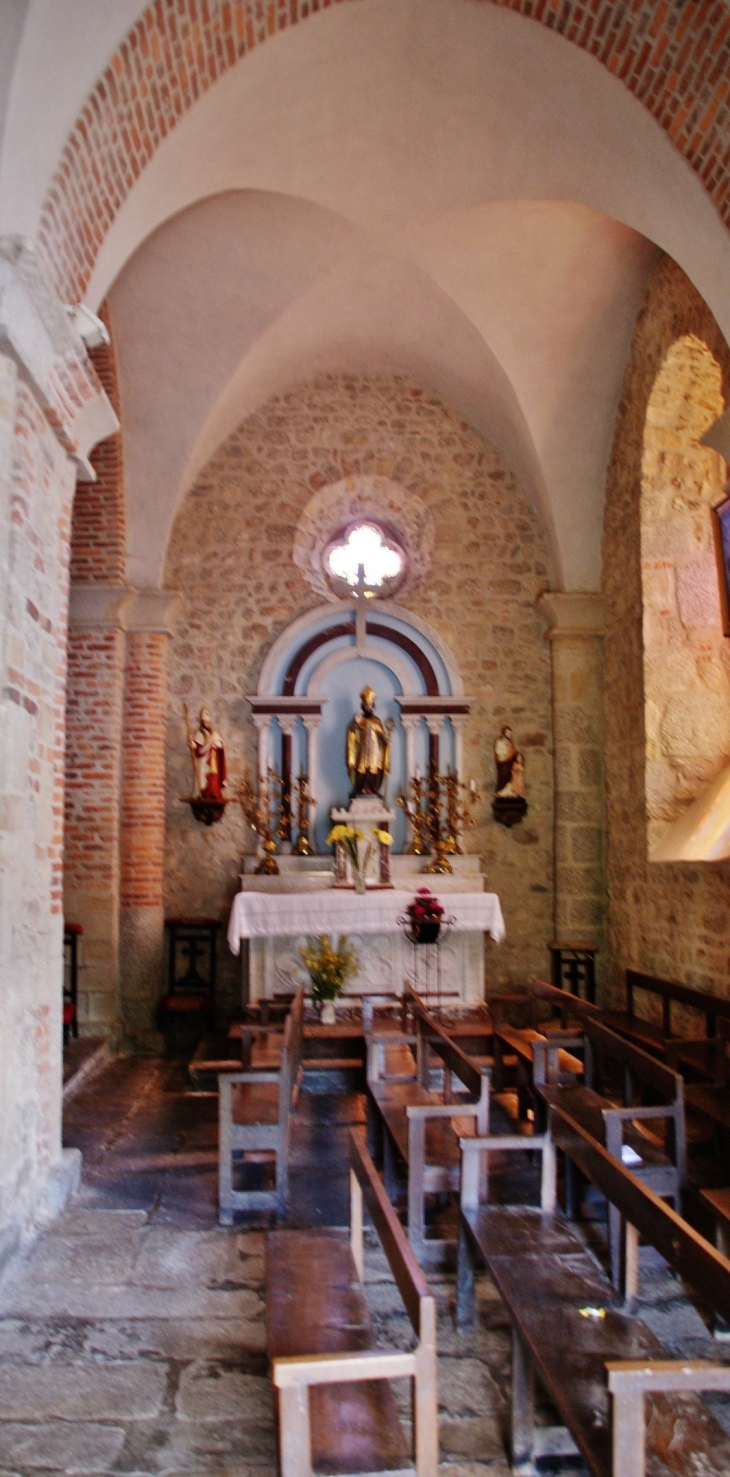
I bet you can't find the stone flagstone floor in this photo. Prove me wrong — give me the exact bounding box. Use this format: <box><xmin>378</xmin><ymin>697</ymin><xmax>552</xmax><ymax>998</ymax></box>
<box><xmin>0</xmin><ymin>1056</ymin><xmax>729</xmax><ymax>1476</ymax></box>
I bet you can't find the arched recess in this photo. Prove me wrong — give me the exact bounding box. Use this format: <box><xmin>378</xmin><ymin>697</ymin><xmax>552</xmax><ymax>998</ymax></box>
<box><xmin>602</xmin><ymin>253</ymin><xmax>730</xmax><ymax>994</ymax></box>
<box><xmin>641</xmin><ymin>334</ymin><xmax>729</xmax><ymax>857</ymax></box>
<box><xmin>27</xmin><ymin>0</ymin><xmax>730</xmax><ymax>304</ymax></box>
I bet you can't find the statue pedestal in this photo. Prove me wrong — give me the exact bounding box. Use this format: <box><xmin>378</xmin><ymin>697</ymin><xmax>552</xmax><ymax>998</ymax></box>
<box><xmin>330</xmin><ymin>796</ymin><xmax>395</xmax><ymax>885</ymax></box>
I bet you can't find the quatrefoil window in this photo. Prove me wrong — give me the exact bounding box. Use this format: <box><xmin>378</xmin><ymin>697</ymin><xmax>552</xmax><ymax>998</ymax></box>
<box><xmin>325</xmin><ymin>522</ymin><xmax>405</xmax><ymax>595</ymax></box>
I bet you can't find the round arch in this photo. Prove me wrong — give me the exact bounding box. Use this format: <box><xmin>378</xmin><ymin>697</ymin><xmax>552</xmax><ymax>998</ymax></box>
<box><xmin>18</xmin><ymin>0</ymin><xmax>730</xmax><ymax>311</ymax></box>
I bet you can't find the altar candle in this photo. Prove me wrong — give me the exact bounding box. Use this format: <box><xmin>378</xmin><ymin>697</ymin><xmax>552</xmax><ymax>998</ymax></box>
<box><xmin>415</xmin><ymin>766</ymin><xmax>421</xmax><ymax>781</ymax></box>
<box><xmin>470</xmin><ymin>779</ymin><xmax>476</xmax><ymax>793</ymax></box>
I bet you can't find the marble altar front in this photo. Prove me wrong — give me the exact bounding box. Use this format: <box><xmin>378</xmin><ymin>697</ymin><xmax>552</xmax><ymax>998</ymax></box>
<box><xmin>230</xmin><ymin>856</ymin><xmax>502</xmax><ymax>1004</ymax></box>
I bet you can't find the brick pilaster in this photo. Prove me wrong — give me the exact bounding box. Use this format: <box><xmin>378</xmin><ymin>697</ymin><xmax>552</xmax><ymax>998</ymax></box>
<box><xmin>119</xmin><ymin>593</ymin><xmax>179</xmax><ymax>1049</ymax></box>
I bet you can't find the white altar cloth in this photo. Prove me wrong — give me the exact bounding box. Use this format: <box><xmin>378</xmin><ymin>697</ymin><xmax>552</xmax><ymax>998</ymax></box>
<box><xmin>227</xmin><ymin>889</ymin><xmax>505</xmax><ymax>954</ymax></box>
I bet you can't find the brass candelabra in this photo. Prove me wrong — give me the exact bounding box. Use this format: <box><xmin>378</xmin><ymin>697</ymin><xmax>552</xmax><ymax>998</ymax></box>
<box><xmin>292</xmin><ymin>773</ymin><xmax>316</xmax><ymax>856</ymax></box>
<box><xmin>443</xmin><ymin>768</ymin><xmax>481</xmax><ymax>855</ymax></box>
<box><xmin>398</xmin><ymin>770</ymin><xmax>480</xmax><ymax>873</ymax></box>
<box><xmin>396</xmin><ymin>775</ymin><xmax>431</xmax><ymax>856</ymax></box>
<box><xmin>238</xmin><ymin>767</ymin><xmax>283</xmax><ymax>875</ymax></box>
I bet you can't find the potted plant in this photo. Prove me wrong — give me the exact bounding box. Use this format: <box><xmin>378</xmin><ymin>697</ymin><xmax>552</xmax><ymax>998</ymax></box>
<box><xmin>405</xmin><ymin>887</ymin><xmax>444</xmax><ymax>944</ymax></box>
<box><xmin>300</xmin><ymin>934</ymin><xmax>359</xmax><ymax>1023</ymax></box>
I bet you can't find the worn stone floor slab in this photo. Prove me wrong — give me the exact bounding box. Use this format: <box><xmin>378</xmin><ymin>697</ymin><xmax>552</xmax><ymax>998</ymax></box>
<box><xmin>1</xmin><ymin>1055</ymin><xmax>729</xmax><ymax>1475</ymax></box>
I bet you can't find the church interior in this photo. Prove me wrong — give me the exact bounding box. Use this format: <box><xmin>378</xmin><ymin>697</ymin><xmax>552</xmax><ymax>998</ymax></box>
<box><xmin>4</xmin><ymin>1</ymin><xmax>730</xmax><ymax>1473</ymax></box>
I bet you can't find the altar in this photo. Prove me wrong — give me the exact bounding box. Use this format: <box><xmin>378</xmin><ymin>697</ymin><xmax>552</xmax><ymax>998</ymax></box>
<box><xmin>228</xmin><ymin>856</ymin><xmax>504</xmax><ymax>1004</ymax></box>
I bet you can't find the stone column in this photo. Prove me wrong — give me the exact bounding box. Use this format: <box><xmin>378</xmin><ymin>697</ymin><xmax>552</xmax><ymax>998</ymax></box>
<box><xmin>252</xmin><ymin>715</ymin><xmax>271</xmax><ymax>787</ymax></box>
<box><xmin>451</xmin><ymin>716</ymin><xmax>467</xmax><ymax>780</ymax></box>
<box><xmin>302</xmin><ymin>716</ymin><xmax>321</xmax><ymax>849</ymax></box>
<box><xmin>539</xmin><ymin>592</ymin><xmax>606</xmax><ymax>985</ymax></box>
<box><xmin>119</xmin><ymin>590</ymin><xmax>179</xmax><ymax>1050</ymax></box>
<box><xmin>400</xmin><ymin>716</ymin><xmax>420</xmax><ymax>847</ymax></box>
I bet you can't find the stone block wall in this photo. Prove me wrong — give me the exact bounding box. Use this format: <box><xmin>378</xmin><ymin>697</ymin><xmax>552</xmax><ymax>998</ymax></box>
<box><xmin>0</xmin><ymin>242</ymin><xmax>116</xmax><ymax>1262</ymax></box>
<box><xmin>640</xmin><ymin>332</ymin><xmax>729</xmax><ymax>851</ymax></box>
<box><xmin>163</xmin><ymin>372</ymin><xmax>554</xmax><ymax>1002</ymax></box>
<box><xmin>64</xmin><ymin>303</ymin><xmax>127</xmax><ymax>1040</ymax></box>
<box><xmin>603</xmin><ymin>255</ymin><xmax>730</xmax><ymax>999</ymax></box>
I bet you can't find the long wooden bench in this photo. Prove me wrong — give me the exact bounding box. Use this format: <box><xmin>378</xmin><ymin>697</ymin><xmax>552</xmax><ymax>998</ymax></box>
<box><xmin>533</xmin><ymin>1016</ymin><xmax>686</xmax><ymax>1284</ymax></box>
<box><xmin>603</xmin><ymin>968</ymin><xmax>730</xmax><ymax>1067</ymax></box>
<box><xmin>457</xmin><ymin>1104</ymin><xmax>730</xmax><ymax>1477</ymax></box>
<box><xmin>367</xmin><ymin>992</ymin><xmax>490</xmax><ymax>1257</ymax></box>
<box><xmin>267</xmin><ymin>1130</ymin><xmax>438</xmax><ymax>1477</ymax></box>
<box><xmin>218</xmin><ymin>986</ymin><xmax>304</xmax><ymax>1223</ymax></box>
<box><xmin>488</xmin><ymin>986</ymin><xmax>586</xmax><ymax>1120</ymax></box>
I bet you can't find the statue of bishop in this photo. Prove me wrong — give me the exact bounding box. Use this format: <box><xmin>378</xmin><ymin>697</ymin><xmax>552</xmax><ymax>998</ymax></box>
<box><xmin>346</xmin><ymin>686</ymin><xmax>391</xmax><ymax>797</ymax></box>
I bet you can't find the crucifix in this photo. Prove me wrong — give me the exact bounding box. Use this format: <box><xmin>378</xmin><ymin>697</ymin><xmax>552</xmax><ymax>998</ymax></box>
<box><xmin>354</xmin><ymin>560</ymin><xmax>368</xmax><ymax>652</ymax></box>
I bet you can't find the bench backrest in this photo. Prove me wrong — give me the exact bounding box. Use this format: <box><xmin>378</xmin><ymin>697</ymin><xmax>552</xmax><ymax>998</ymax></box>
<box><xmin>626</xmin><ymin>969</ymin><xmax>730</xmax><ymax>1037</ymax></box>
<box><xmin>349</xmin><ymin>1128</ymin><xmax>435</xmax><ymax>1342</ymax></box>
<box><xmin>406</xmin><ymin>984</ymin><xmax>487</xmax><ymax>1102</ymax></box>
<box><xmin>549</xmin><ymin>1099</ymin><xmax>730</xmax><ymax>1323</ymax></box>
<box><xmin>583</xmin><ymin>1017</ymin><xmax>683</xmax><ymax>1103</ymax></box>
<box><xmin>279</xmin><ymin>986</ymin><xmax>305</xmax><ymax>1118</ymax></box>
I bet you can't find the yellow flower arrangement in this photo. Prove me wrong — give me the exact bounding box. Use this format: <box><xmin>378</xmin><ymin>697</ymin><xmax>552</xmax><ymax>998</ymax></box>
<box><xmin>372</xmin><ymin>827</ymin><xmax>393</xmax><ymax>846</ymax></box>
<box><xmin>300</xmin><ymin>934</ymin><xmax>359</xmax><ymax>1003</ymax></box>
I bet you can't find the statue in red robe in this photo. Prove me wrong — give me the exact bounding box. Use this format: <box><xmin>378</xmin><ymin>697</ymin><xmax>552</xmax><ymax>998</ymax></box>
<box><xmin>189</xmin><ymin>707</ymin><xmax>226</xmax><ymax>801</ymax></box>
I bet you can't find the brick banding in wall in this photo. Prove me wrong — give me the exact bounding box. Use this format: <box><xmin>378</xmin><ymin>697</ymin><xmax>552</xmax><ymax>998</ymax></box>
<box><xmin>37</xmin><ymin>0</ymin><xmax>730</xmax><ymax>304</ymax></box>
<box><xmin>69</xmin><ymin>301</ymin><xmax>126</xmax><ymax>585</ymax></box>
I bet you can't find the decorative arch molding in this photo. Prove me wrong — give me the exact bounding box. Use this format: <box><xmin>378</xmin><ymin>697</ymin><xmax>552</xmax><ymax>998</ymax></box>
<box><xmin>36</xmin><ymin>0</ymin><xmax>730</xmax><ymax>303</ymax></box>
<box><xmin>248</xmin><ymin>599</ymin><xmax>471</xmax><ymax>846</ymax></box>
<box><xmin>256</xmin><ymin>600</ymin><xmax>465</xmax><ymax>697</ymax></box>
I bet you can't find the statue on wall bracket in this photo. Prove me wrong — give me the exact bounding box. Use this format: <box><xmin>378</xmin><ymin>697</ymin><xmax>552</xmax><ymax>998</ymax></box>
<box><xmin>180</xmin><ymin>704</ymin><xmax>231</xmax><ymax>825</ymax></box>
<box><xmin>492</xmin><ymin>724</ymin><xmax>527</xmax><ymax>828</ymax></box>
<box><xmin>346</xmin><ymin>686</ymin><xmax>392</xmax><ymax>798</ymax></box>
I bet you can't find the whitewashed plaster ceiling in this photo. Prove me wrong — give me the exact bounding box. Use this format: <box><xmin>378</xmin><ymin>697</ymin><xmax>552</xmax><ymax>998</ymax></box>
<box><xmin>5</xmin><ymin>0</ymin><xmax>730</xmax><ymax>590</ymax></box>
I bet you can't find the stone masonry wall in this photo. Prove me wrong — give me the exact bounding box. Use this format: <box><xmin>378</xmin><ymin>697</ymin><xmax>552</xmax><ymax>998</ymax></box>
<box><xmin>641</xmin><ymin>332</ymin><xmax>729</xmax><ymax>853</ymax></box>
<box><xmin>64</xmin><ymin>302</ymin><xmax>127</xmax><ymax>1038</ymax></box>
<box><xmin>603</xmin><ymin>255</ymin><xmax>730</xmax><ymax>1001</ymax></box>
<box><xmin>0</xmin><ymin>364</ymin><xmax>75</xmax><ymax>1264</ymax></box>
<box><xmin>164</xmin><ymin>372</ymin><xmax>554</xmax><ymax>1006</ymax></box>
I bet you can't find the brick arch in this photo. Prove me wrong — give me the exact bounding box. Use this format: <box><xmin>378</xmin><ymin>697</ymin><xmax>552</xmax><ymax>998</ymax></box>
<box><xmin>37</xmin><ymin>0</ymin><xmax>730</xmax><ymax>304</ymax></box>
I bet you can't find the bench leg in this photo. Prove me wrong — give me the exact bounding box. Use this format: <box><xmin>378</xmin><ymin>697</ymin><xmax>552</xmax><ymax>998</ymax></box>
<box><xmin>511</xmin><ymin>1325</ymin><xmax>536</xmax><ymax>1476</ymax></box>
<box><xmin>218</xmin><ymin>1088</ymin><xmax>234</xmax><ymax>1227</ymax></box>
<box><xmin>278</xmin><ymin>1383</ymin><xmax>311</xmax><ymax>1477</ymax></box>
<box><xmin>383</xmin><ymin>1129</ymin><xmax>400</xmax><ymax>1200</ymax></box>
<box><xmin>276</xmin><ymin>1127</ymin><xmax>289</xmax><ymax>1220</ymax></box>
<box><xmin>456</xmin><ymin>1218</ymin><xmax>475</xmax><ymax>1327</ymax></box>
<box><xmin>408</xmin><ymin>1115</ymin><xmax>426</xmax><ymax>1254</ymax></box>
<box><xmin>366</xmin><ymin>1095</ymin><xmax>382</xmax><ymax>1162</ymax></box>
<box><xmin>564</xmin><ymin>1156</ymin><xmax>580</xmax><ymax>1222</ymax></box>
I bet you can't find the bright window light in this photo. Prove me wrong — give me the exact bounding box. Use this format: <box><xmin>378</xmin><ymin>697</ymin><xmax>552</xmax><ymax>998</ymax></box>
<box><xmin>327</xmin><ymin>523</ymin><xmax>404</xmax><ymax>589</ymax></box>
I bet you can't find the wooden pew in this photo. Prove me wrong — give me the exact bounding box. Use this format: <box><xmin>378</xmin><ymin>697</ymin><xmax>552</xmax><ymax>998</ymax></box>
<box><xmin>268</xmin><ymin>1130</ymin><xmax>438</xmax><ymax>1477</ymax></box>
<box><xmin>603</xmin><ymin>969</ymin><xmax>730</xmax><ymax>1069</ymax></box>
<box><xmin>533</xmin><ymin>1016</ymin><xmax>686</xmax><ymax>1284</ymax></box>
<box><xmin>218</xmin><ymin>986</ymin><xmax>304</xmax><ymax>1223</ymax></box>
<box><xmin>488</xmin><ymin>984</ymin><xmax>586</xmax><ymax>1120</ymax></box>
<box><xmin>456</xmin><ymin>1105</ymin><xmax>730</xmax><ymax>1477</ymax></box>
<box><xmin>367</xmin><ymin>991</ymin><xmax>490</xmax><ymax>1257</ymax></box>
<box><xmin>676</xmin><ymin>1016</ymin><xmax>730</xmax><ymax>1146</ymax></box>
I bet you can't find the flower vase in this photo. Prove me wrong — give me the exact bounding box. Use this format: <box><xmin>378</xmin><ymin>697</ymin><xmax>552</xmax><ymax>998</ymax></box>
<box><xmin>354</xmin><ymin>868</ymin><xmax>367</xmax><ymax>895</ymax></box>
<box><xmin>320</xmin><ymin>999</ymin><xmax>337</xmax><ymax>1025</ymax></box>
<box><xmin>411</xmin><ymin>919</ymin><xmax>441</xmax><ymax>945</ymax></box>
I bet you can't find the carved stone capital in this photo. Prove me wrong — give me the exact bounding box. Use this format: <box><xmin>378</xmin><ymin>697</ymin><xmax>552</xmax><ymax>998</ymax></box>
<box><xmin>538</xmin><ymin>591</ymin><xmax>605</xmax><ymax>639</ymax></box>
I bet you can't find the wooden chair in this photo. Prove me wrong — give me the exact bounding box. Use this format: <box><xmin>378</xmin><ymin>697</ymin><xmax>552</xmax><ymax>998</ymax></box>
<box><xmin>268</xmin><ymin>1130</ymin><xmax>438</xmax><ymax>1477</ymax></box>
<box><xmin>218</xmin><ymin>986</ymin><xmax>304</xmax><ymax>1222</ymax></box>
